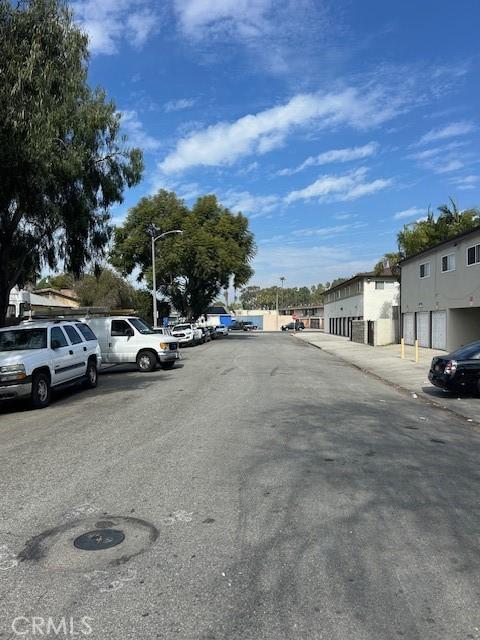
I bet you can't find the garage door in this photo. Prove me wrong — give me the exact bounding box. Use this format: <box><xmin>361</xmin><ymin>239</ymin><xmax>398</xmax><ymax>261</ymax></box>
<box><xmin>416</xmin><ymin>312</ymin><xmax>430</xmax><ymax>348</ymax></box>
<box><xmin>431</xmin><ymin>310</ymin><xmax>447</xmax><ymax>350</ymax></box>
<box><xmin>403</xmin><ymin>313</ymin><xmax>414</xmax><ymax>345</ymax></box>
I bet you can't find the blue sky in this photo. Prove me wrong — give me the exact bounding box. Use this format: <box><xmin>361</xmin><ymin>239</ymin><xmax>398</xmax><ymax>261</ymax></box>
<box><xmin>74</xmin><ymin>0</ymin><xmax>480</xmax><ymax>287</ymax></box>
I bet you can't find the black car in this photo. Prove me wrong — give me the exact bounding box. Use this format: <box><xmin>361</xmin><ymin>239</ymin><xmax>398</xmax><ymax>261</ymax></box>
<box><xmin>429</xmin><ymin>340</ymin><xmax>480</xmax><ymax>394</ymax></box>
<box><xmin>281</xmin><ymin>321</ymin><xmax>305</xmax><ymax>331</ymax></box>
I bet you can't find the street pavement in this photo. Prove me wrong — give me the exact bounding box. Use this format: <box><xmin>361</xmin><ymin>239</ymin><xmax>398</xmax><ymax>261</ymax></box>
<box><xmin>296</xmin><ymin>331</ymin><xmax>480</xmax><ymax>423</ymax></box>
<box><xmin>0</xmin><ymin>333</ymin><xmax>479</xmax><ymax>640</ymax></box>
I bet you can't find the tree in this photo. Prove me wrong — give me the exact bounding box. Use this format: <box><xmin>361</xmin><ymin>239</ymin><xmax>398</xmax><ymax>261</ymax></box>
<box><xmin>74</xmin><ymin>268</ymin><xmax>138</xmax><ymax>309</ymax></box>
<box><xmin>111</xmin><ymin>191</ymin><xmax>256</xmax><ymax>320</ymax></box>
<box><xmin>373</xmin><ymin>252</ymin><xmax>402</xmax><ymax>277</ymax></box>
<box><xmin>0</xmin><ymin>0</ymin><xmax>143</xmax><ymax>326</ymax></box>
<box><xmin>36</xmin><ymin>273</ymin><xmax>76</xmax><ymax>290</ymax></box>
<box><xmin>397</xmin><ymin>199</ymin><xmax>480</xmax><ymax>258</ymax></box>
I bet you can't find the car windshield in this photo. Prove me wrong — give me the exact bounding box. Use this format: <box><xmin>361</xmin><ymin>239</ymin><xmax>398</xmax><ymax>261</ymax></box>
<box><xmin>451</xmin><ymin>343</ymin><xmax>480</xmax><ymax>360</ymax></box>
<box><xmin>174</xmin><ymin>324</ymin><xmax>191</xmax><ymax>331</ymax></box>
<box><xmin>0</xmin><ymin>328</ymin><xmax>47</xmax><ymax>351</ymax></box>
<box><xmin>128</xmin><ymin>318</ymin><xmax>155</xmax><ymax>334</ymax></box>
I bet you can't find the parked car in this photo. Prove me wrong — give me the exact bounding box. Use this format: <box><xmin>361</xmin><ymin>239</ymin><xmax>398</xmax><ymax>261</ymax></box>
<box><xmin>281</xmin><ymin>321</ymin><xmax>305</xmax><ymax>331</ymax></box>
<box><xmin>0</xmin><ymin>320</ymin><xmax>100</xmax><ymax>408</ymax></box>
<box><xmin>171</xmin><ymin>323</ymin><xmax>202</xmax><ymax>346</ymax></box>
<box><xmin>214</xmin><ymin>324</ymin><xmax>229</xmax><ymax>337</ymax></box>
<box><xmin>83</xmin><ymin>316</ymin><xmax>178</xmax><ymax>371</ymax></box>
<box><xmin>207</xmin><ymin>326</ymin><xmax>217</xmax><ymax>340</ymax></box>
<box><xmin>200</xmin><ymin>327</ymin><xmax>211</xmax><ymax>342</ymax></box>
<box><xmin>429</xmin><ymin>340</ymin><xmax>480</xmax><ymax>394</ymax></box>
<box><xmin>230</xmin><ymin>321</ymin><xmax>257</xmax><ymax>331</ymax></box>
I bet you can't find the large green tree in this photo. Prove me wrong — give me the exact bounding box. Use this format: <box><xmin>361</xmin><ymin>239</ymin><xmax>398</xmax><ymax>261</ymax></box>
<box><xmin>374</xmin><ymin>199</ymin><xmax>480</xmax><ymax>275</ymax></box>
<box><xmin>111</xmin><ymin>190</ymin><xmax>256</xmax><ymax>320</ymax></box>
<box><xmin>0</xmin><ymin>0</ymin><xmax>143</xmax><ymax>326</ymax></box>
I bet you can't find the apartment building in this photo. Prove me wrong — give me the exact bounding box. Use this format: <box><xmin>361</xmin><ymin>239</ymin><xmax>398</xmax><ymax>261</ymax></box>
<box><xmin>400</xmin><ymin>226</ymin><xmax>480</xmax><ymax>352</ymax></box>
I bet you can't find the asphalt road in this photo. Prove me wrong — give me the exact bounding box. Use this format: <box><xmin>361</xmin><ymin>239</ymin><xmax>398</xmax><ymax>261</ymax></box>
<box><xmin>0</xmin><ymin>333</ymin><xmax>479</xmax><ymax>640</ymax></box>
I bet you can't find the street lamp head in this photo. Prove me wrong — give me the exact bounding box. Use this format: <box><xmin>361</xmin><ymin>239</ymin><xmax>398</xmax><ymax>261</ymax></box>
<box><xmin>153</xmin><ymin>229</ymin><xmax>183</xmax><ymax>241</ymax></box>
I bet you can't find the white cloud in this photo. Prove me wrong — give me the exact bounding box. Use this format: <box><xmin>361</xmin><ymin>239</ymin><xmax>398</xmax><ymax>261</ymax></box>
<box><xmin>73</xmin><ymin>0</ymin><xmax>158</xmax><ymax>55</ymax></box>
<box><xmin>278</xmin><ymin>142</ymin><xmax>379</xmax><ymax>176</ymax></box>
<box><xmin>120</xmin><ymin>110</ymin><xmax>161</xmax><ymax>152</ymax></box>
<box><xmin>417</xmin><ymin>121</ymin><xmax>475</xmax><ymax>145</ymax></box>
<box><xmin>222</xmin><ymin>190</ymin><xmax>280</xmax><ymax>217</ymax></box>
<box><xmin>159</xmin><ymin>88</ymin><xmax>408</xmax><ymax>173</ymax></box>
<box><xmin>449</xmin><ymin>175</ymin><xmax>479</xmax><ymax>190</ymax></box>
<box><xmin>164</xmin><ymin>98</ymin><xmax>197</xmax><ymax>113</ymax></box>
<box><xmin>393</xmin><ymin>206</ymin><xmax>425</xmax><ymax>220</ymax></box>
<box><xmin>284</xmin><ymin>168</ymin><xmax>392</xmax><ymax>204</ymax></box>
<box><xmin>252</xmin><ymin>243</ymin><xmax>374</xmax><ymax>287</ymax></box>
<box><xmin>174</xmin><ymin>0</ymin><xmax>273</xmax><ymax>38</ymax></box>
<box><xmin>433</xmin><ymin>159</ymin><xmax>464</xmax><ymax>174</ymax></box>
<box><xmin>172</xmin><ymin>0</ymin><xmax>332</xmax><ymax>77</ymax></box>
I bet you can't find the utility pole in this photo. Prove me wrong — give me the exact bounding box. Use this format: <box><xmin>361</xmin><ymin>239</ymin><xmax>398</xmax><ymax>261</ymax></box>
<box><xmin>150</xmin><ymin>229</ymin><xmax>183</xmax><ymax>328</ymax></box>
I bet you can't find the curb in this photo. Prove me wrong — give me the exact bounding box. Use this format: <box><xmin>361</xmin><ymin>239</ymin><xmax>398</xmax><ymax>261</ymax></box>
<box><xmin>293</xmin><ymin>334</ymin><xmax>480</xmax><ymax>427</ymax></box>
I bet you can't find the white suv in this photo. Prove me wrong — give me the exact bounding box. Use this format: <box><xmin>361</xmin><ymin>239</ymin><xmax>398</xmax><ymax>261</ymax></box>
<box><xmin>0</xmin><ymin>320</ymin><xmax>101</xmax><ymax>409</ymax></box>
<box><xmin>171</xmin><ymin>323</ymin><xmax>203</xmax><ymax>346</ymax></box>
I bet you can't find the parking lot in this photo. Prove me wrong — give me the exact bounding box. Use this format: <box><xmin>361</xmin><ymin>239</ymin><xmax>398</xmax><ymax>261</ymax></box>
<box><xmin>1</xmin><ymin>332</ymin><xmax>479</xmax><ymax>640</ymax></box>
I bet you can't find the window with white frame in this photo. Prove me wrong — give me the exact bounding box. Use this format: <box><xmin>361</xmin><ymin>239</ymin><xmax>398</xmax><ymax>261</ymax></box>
<box><xmin>375</xmin><ymin>281</ymin><xmax>385</xmax><ymax>289</ymax></box>
<box><xmin>467</xmin><ymin>244</ymin><xmax>480</xmax><ymax>266</ymax></box>
<box><xmin>441</xmin><ymin>253</ymin><xmax>456</xmax><ymax>272</ymax></box>
<box><xmin>419</xmin><ymin>262</ymin><xmax>431</xmax><ymax>278</ymax></box>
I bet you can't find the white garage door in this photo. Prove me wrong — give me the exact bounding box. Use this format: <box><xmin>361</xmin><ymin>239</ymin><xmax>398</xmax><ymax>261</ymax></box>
<box><xmin>416</xmin><ymin>312</ymin><xmax>430</xmax><ymax>348</ymax></box>
<box><xmin>403</xmin><ymin>313</ymin><xmax>415</xmax><ymax>345</ymax></box>
<box><xmin>431</xmin><ymin>310</ymin><xmax>447</xmax><ymax>350</ymax></box>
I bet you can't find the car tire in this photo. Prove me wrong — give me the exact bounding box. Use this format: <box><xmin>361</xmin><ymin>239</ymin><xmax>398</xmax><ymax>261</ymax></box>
<box><xmin>31</xmin><ymin>372</ymin><xmax>51</xmax><ymax>409</ymax></box>
<box><xmin>84</xmin><ymin>359</ymin><xmax>98</xmax><ymax>389</ymax></box>
<box><xmin>136</xmin><ymin>350</ymin><xmax>157</xmax><ymax>372</ymax></box>
<box><xmin>160</xmin><ymin>361</ymin><xmax>175</xmax><ymax>370</ymax></box>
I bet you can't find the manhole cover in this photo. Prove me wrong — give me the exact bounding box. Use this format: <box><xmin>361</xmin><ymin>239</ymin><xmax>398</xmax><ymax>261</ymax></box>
<box><xmin>74</xmin><ymin>529</ymin><xmax>125</xmax><ymax>551</ymax></box>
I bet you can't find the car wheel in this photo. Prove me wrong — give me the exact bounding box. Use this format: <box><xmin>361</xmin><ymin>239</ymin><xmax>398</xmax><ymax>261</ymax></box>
<box><xmin>84</xmin><ymin>359</ymin><xmax>98</xmax><ymax>388</ymax></box>
<box><xmin>160</xmin><ymin>361</ymin><xmax>175</xmax><ymax>370</ymax></box>
<box><xmin>31</xmin><ymin>372</ymin><xmax>51</xmax><ymax>409</ymax></box>
<box><xmin>136</xmin><ymin>350</ymin><xmax>157</xmax><ymax>372</ymax></box>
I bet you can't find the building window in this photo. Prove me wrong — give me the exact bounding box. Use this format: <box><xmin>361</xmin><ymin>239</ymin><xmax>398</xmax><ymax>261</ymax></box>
<box><xmin>375</xmin><ymin>281</ymin><xmax>385</xmax><ymax>290</ymax></box>
<box><xmin>441</xmin><ymin>253</ymin><xmax>456</xmax><ymax>272</ymax></box>
<box><xmin>467</xmin><ymin>244</ymin><xmax>480</xmax><ymax>266</ymax></box>
<box><xmin>419</xmin><ymin>262</ymin><xmax>431</xmax><ymax>278</ymax></box>
<box><xmin>356</xmin><ymin>281</ymin><xmax>362</xmax><ymax>293</ymax></box>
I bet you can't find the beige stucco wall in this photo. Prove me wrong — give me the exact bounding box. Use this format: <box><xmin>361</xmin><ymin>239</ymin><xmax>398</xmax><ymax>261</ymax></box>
<box><xmin>324</xmin><ymin>277</ymin><xmax>399</xmax><ymax>333</ymax></box>
<box><xmin>364</xmin><ymin>280</ymin><xmax>399</xmax><ymax>319</ymax></box>
<box><xmin>374</xmin><ymin>318</ymin><xmax>397</xmax><ymax>346</ymax></box>
<box><xmin>235</xmin><ymin>309</ymin><xmax>283</xmax><ymax>331</ymax></box>
<box><xmin>447</xmin><ymin>308</ymin><xmax>480</xmax><ymax>351</ymax></box>
<box><xmin>401</xmin><ymin>230</ymin><xmax>480</xmax><ymax>313</ymax></box>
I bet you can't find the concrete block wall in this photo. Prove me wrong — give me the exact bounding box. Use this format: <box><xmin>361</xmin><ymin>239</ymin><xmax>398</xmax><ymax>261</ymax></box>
<box><xmin>351</xmin><ymin>320</ymin><xmax>367</xmax><ymax>344</ymax></box>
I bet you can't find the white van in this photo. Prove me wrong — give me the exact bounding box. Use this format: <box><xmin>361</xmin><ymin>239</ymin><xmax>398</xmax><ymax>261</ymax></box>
<box><xmin>82</xmin><ymin>316</ymin><xmax>179</xmax><ymax>372</ymax></box>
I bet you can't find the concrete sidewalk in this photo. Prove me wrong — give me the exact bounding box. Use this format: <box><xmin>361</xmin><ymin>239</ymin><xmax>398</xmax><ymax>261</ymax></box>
<box><xmin>294</xmin><ymin>331</ymin><xmax>480</xmax><ymax>424</ymax></box>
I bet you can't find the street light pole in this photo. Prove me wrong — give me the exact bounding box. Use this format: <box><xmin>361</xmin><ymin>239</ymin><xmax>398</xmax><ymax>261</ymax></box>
<box><xmin>150</xmin><ymin>229</ymin><xmax>183</xmax><ymax>328</ymax></box>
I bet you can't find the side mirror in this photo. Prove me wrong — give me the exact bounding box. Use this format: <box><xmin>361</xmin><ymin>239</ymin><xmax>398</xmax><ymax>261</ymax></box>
<box><xmin>51</xmin><ymin>339</ymin><xmax>61</xmax><ymax>349</ymax></box>
<box><xmin>125</xmin><ymin>327</ymin><xmax>134</xmax><ymax>337</ymax></box>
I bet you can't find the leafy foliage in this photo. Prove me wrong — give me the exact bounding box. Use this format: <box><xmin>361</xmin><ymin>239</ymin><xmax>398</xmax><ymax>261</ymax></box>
<box><xmin>0</xmin><ymin>0</ymin><xmax>143</xmax><ymax>325</ymax></box>
<box><xmin>398</xmin><ymin>199</ymin><xmax>480</xmax><ymax>258</ymax></box>
<box><xmin>111</xmin><ymin>190</ymin><xmax>256</xmax><ymax>320</ymax></box>
<box><xmin>239</xmin><ymin>281</ymin><xmax>332</xmax><ymax>310</ymax></box>
<box><xmin>374</xmin><ymin>199</ymin><xmax>480</xmax><ymax>275</ymax></box>
<box><xmin>74</xmin><ymin>268</ymin><xmax>138</xmax><ymax>309</ymax></box>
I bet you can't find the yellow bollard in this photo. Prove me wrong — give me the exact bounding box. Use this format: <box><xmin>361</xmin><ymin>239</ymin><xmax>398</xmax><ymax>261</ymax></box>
<box><xmin>415</xmin><ymin>339</ymin><xmax>419</xmax><ymax>363</ymax></box>
<box><xmin>400</xmin><ymin>338</ymin><xmax>405</xmax><ymax>359</ymax></box>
